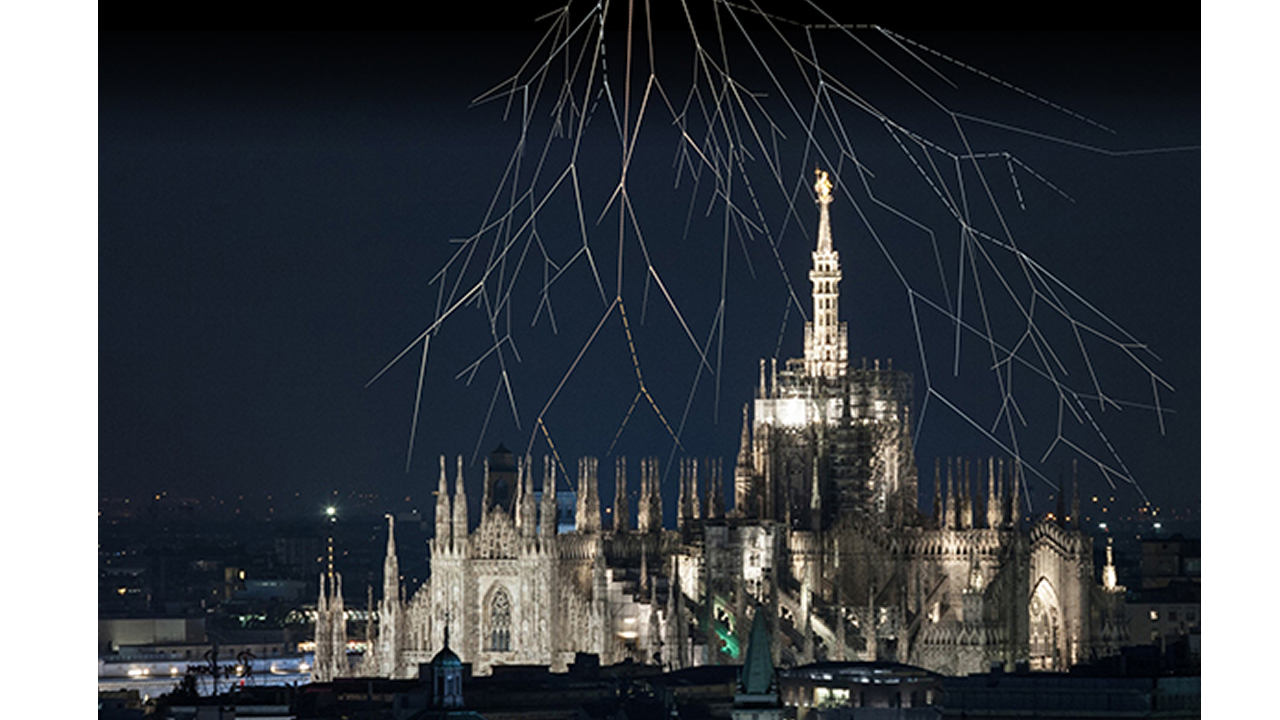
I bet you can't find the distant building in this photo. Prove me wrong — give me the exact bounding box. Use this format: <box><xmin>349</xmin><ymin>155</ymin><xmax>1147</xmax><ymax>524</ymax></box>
<box><xmin>1140</xmin><ymin>535</ymin><xmax>1200</xmax><ymax>590</ymax></box>
<box><xmin>100</xmin><ymin>617</ymin><xmax>207</xmax><ymax>653</ymax></box>
<box><xmin>98</xmin><ymin>689</ymin><xmax>146</xmax><ymax>720</ymax></box>
<box><xmin>937</xmin><ymin>665</ymin><xmax>1199</xmax><ymax>719</ymax></box>
<box><xmin>1115</xmin><ymin>533</ymin><xmax>1200</xmax><ymax>666</ymax></box>
<box><xmin>776</xmin><ymin>661</ymin><xmax>1200</xmax><ymax>720</ymax></box>
<box><xmin>779</xmin><ymin>662</ymin><xmax>942</xmax><ymax>719</ymax></box>
<box><xmin>532</xmin><ymin>488</ymin><xmax>578</xmax><ymax>534</ymax></box>
<box><xmin>236</xmin><ymin>579</ymin><xmax>308</xmax><ymax>603</ymax></box>
<box><xmin>1125</xmin><ymin>582</ymin><xmax>1200</xmax><ymax>666</ymax></box>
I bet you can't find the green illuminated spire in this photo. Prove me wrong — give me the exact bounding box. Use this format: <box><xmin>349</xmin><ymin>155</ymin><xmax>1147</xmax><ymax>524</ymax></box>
<box><xmin>739</xmin><ymin>606</ymin><xmax>775</xmax><ymax>695</ymax></box>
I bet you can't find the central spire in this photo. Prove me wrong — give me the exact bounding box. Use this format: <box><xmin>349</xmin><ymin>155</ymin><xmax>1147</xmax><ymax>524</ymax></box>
<box><xmin>804</xmin><ymin>168</ymin><xmax>848</xmax><ymax>378</ymax></box>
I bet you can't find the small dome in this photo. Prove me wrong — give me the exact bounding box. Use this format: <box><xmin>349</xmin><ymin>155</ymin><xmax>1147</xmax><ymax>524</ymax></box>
<box><xmin>432</xmin><ymin>644</ymin><xmax>462</xmax><ymax>668</ymax></box>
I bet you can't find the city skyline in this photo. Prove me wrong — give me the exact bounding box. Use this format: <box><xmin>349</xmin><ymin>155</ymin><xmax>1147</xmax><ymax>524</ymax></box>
<box><xmin>97</xmin><ymin>23</ymin><xmax>1200</xmax><ymax>525</ymax></box>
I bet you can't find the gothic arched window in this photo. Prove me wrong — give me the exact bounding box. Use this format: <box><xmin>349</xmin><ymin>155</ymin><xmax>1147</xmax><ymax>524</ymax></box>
<box><xmin>488</xmin><ymin>587</ymin><xmax>512</xmax><ymax>652</ymax></box>
<box><xmin>1029</xmin><ymin>579</ymin><xmax>1061</xmax><ymax>671</ymax></box>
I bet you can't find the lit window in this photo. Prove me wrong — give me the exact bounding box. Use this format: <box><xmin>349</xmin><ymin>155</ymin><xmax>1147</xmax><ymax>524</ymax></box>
<box><xmin>1149</xmin><ymin>610</ymin><xmax>1159</xmax><ymax>622</ymax></box>
<box><xmin>489</xmin><ymin>587</ymin><xmax>512</xmax><ymax>652</ymax></box>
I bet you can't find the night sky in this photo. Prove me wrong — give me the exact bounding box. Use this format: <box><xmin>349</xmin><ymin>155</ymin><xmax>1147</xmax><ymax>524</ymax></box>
<box><xmin>94</xmin><ymin>19</ymin><xmax>1201</xmax><ymax>524</ymax></box>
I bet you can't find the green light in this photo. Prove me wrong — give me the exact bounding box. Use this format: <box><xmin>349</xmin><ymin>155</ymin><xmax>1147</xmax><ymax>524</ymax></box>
<box><xmin>716</xmin><ymin>626</ymin><xmax>740</xmax><ymax>658</ymax></box>
<box><xmin>710</xmin><ymin>595</ymin><xmax>739</xmax><ymax>658</ymax></box>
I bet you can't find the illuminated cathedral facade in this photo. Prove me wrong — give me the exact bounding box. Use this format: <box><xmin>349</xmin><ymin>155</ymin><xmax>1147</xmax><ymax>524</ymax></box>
<box><xmin>314</xmin><ymin>170</ymin><xmax>1129</xmax><ymax>682</ymax></box>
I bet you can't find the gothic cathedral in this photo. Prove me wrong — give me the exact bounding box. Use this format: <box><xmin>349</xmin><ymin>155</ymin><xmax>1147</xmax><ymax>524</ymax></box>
<box><xmin>314</xmin><ymin>170</ymin><xmax>1129</xmax><ymax>681</ymax></box>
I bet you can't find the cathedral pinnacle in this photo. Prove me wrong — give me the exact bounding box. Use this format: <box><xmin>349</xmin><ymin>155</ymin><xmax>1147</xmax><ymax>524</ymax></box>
<box><xmin>804</xmin><ymin>168</ymin><xmax>847</xmax><ymax>378</ymax></box>
<box><xmin>436</xmin><ymin>455</ymin><xmax>452</xmax><ymax>549</ymax></box>
<box><xmin>738</xmin><ymin>605</ymin><xmax>777</xmax><ymax>697</ymax></box>
<box><xmin>1103</xmin><ymin>537</ymin><xmax>1121</xmax><ymax>592</ymax></box>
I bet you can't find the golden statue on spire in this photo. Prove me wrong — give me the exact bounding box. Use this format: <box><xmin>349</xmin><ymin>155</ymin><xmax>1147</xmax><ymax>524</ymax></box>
<box><xmin>814</xmin><ymin>168</ymin><xmax>833</xmax><ymax>204</ymax></box>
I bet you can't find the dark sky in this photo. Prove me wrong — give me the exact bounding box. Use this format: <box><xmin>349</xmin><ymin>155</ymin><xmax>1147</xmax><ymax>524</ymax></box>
<box><xmin>97</xmin><ymin>20</ymin><xmax>1200</xmax><ymax>522</ymax></box>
